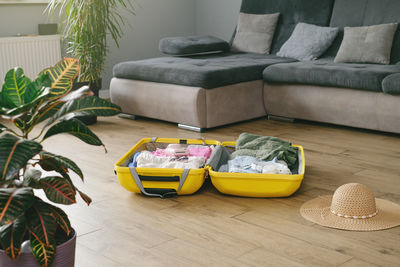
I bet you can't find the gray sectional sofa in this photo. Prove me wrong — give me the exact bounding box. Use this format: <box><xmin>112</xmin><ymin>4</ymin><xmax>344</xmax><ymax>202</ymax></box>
<box><xmin>110</xmin><ymin>0</ymin><xmax>400</xmax><ymax>133</ymax></box>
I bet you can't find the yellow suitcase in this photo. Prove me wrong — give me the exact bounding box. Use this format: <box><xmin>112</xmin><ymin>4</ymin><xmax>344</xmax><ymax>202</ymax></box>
<box><xmin>208</xmin><ymin>141</ymin><xmax>305</xmax><ymax>198</ymax></box>
<box><xmin>114</xmin><ymin>137</ymin><xmax>220</xmax><ymax>197</ymax></box>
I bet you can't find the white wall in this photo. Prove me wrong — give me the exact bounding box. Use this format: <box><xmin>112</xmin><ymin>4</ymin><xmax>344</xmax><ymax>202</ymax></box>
<box><xmin>0</xmin><ymin>0</ymin><xmax>196</xmax><ymax>89</ymax></box>
<box><xmin>0</xmin><ymin>0</ymin><xmax>241</xmax><ymax>89</ymax></box>
<box><xmin>195</xmin><ymin>0</ymin><xmax>241</xmax><ymax>41</ymax></box>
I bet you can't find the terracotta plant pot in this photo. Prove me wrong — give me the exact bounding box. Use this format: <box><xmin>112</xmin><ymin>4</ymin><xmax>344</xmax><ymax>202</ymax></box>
<box><xmin>0</xmin><ymin>230</ymin><xmax>76</xmax><ymax>267</ymax></box>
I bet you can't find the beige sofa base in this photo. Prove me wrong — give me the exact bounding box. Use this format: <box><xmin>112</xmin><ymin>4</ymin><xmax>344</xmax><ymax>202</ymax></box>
<box><xmin>264</xmin><ymin>83</ymin><xmax>400</xmax><ymax>134</ymax></box>
<box><xmin>110</xmin><ymin>78</ymin><xmax>266</xmax><ymax>129</ymax></box>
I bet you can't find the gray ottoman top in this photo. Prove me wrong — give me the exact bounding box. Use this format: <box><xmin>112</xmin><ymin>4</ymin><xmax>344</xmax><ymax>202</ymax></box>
<box><xmin>113</xmin><ymin>52</ymin><xmax>296</xmax><ymax>89</ymax></box>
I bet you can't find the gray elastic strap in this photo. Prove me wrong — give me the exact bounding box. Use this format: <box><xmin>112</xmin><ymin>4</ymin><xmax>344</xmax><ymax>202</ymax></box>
<box><xmin>129</xmin><ymin>168</ymin><xmax>190</xmax><ymax>197</ymax></box>
<box><xmin>150</xmin><ymin>137</ymin><xmax>157</xmax><ymax>143</ymax></box>
<box><xmin>178</xmin><ymin>169</ymin><xmax>190</xmax><ymax>191</ymax></box>
<box><xmin>129</xmin><ymin>168</ymin><xmax>163</xmax><ymax>197</ymax></box>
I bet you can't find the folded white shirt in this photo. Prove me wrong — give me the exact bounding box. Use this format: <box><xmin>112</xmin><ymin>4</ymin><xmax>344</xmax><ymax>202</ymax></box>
<box><xmin>136</xmin><ymin>151</ymin><xmax>205</xmax><ymax>169</ymax></box>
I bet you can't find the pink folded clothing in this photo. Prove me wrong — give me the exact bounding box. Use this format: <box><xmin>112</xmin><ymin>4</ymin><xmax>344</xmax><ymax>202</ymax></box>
<box><xmin>187</xmin><ymin>145</ymin><xmax>212</xmax><ymax>160</ymax></box>
<box><xmin>152</xmin><ymin>144</ymin><xmax>212</xmax><ymax>160</ymax></box>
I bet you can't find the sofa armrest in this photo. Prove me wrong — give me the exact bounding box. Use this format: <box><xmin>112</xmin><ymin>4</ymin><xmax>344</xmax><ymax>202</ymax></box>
<box><xmin>159</xmin><ymin>35</ymin><xmax>230</xmax><ymax>56</ymax></box>
<box><xmin>382</xmin><ymin>73</ymin><xmax>400</xmax><ymax>94</ymax></box>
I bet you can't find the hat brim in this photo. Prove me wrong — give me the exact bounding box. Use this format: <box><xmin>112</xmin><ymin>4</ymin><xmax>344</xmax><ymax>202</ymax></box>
<box><xmin>300</xmin><ymin>195</ymin><xmax>400</xmax><ymax>231</ymax></box>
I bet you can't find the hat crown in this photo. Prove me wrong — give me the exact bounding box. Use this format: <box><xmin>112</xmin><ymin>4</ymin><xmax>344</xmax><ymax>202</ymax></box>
<box><xmin>330</xmin><ymin>183</ymin><xmax>377</xmax><ymax>217</ymax></box>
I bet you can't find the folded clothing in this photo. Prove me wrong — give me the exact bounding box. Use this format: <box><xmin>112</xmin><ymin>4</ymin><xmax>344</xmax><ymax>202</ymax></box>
<box><xmin>218</xmin><ymin>156</ymin><xmax>291</xmax><ymax>174</ymax></box>
<box><xmin>152</xmin><ymin>144</ymin><xmax>212</xmax><ymax>160</ymax></box>
<box><xmin>136</xmin><ymin>151</ymin><xmax>205</xmax><ymax>169</ymax></box>
<box><xmin>231</xmin><ymin>133</ymin><xmax>297</xmax><ymax>169</ymax></box>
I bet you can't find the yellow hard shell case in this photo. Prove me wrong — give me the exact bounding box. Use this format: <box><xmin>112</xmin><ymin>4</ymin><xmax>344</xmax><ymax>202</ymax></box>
<box><xmin>208</xmin><ymin>142</ymin><xmax>306</xmax><ymax>198</ymax></box>
<box><xmin>114</xmin><ymin>138</ymin><xmax>220</xmax><ymax>197</ymax></box>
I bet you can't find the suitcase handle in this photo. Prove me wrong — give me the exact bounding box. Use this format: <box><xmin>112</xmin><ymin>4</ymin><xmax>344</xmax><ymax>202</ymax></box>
<box><xmin>129</xmin><ymin>168</ymin><xmax>190</xmax><ymax>198</ymax></box>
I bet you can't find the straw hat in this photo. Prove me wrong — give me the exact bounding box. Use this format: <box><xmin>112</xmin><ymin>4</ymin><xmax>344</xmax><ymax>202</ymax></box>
<box><xmin>300</xmin><ymin>183</ymin><xmax>400</xmax><ymax>231</ymax></box>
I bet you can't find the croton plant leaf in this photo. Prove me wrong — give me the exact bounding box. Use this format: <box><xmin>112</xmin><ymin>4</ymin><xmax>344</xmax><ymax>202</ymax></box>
<box><xmin>0</xmin><ymin>123</ymin><xmax>6</xmax><ymax>133</ymax></box>
<box><xmin>30</xmin><ymin>234</ymin><xmax>56</xmax><ymax>267</ymax></box>
<box><xmin>39</xmin><ymin>176</ymin><xmax>76</xmax><ymax>205</ymax></box>
<box><xmin>1</xmin><ymin>67</ymin><xmax>32</xmax><ymax>107</ymax></box>
<box><xmin>24</xmin><ymin>73</ymin><xmax>52</xmax><ymax>104</ymax></box>
<box><xmin>0</xmin><ymin>216</ymin><xmax>27</xmax><ymax>260</ymax></box>
<box><xmin>77</xmin><ymin>189</ymin><xmax>92</xmax><ymax>206</ymax></box>
<box><xmin>35</xmin><ymin>101</ymin><xmax>64</xmax><ymax>124</ymax></box>
<box><xmin>42</xmin><ymin>118</ymin><xmax>104</xmax><ymax>146</ymax></box>
<box><xmin>0</xmin><ymin>134</ymin><xmax>42</xmax><ymax>180</ymax></box>
<box><xmin>47</xmin><ymin>204</ymin><xmax>71</xmax><ymax>236</ymax></box>
<box><xmin>0</xmin><ymin>188</ymin><xmax>34</xmax><ymax>225</ymax></box>
<box><xmin>26</xmin><ymin>199</ymin><xmax>57</xmax><ymax>246</ymax></box>
<box><xmin>45</xmin><ymin>95</ymin><xmax>121</xmax><ymax>126</ymax></box>
<box><xmin>42</xmin><ymin>57</ymin><xmax>80</xmax><ymax>97</ymax></box>
<box><xmin>40</xmin><ymin>151</ymin><xmax>83</xmax><ymax>180</ymax></box>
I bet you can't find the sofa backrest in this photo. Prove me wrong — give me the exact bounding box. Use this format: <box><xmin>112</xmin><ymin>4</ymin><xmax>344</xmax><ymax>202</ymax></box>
<box><xmin>327</xmin><ymin>0</ymin><xmax>400</xmax><ymax>63</ymax></box>
<box><xmin>239</xmin><ymin>0</ymin><xmax>335</xmax><ymax>54</ymax></box>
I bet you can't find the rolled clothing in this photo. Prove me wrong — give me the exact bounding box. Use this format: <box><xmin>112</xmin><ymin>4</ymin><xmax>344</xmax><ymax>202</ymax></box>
<box><xmin>128</xmin><ymin>152</ymin><xmax>141</xmax><ymax>168</ymax></box>
<box><xmin>218</xmin><ymin>156</ymin><xmax>292</xmax><ymax>174</ymax></box>
<box><xmin>152</xmin><ymin>144</ymin><xmax>212</xmax><ymax>160</ymax></box>
<box><xmin>251</xmin><ymin>158</ymin><xmax>291</xmax><ymax>174</ymax></box>
<box><xmin>231</xmin><ymin>133</ymin><xmax>297</xmax><ymax>169</ymax></box>
<box><xmin>137</xmin><ymin>151</ymin><xmax>205</xmax><ymax>169</ymax></box>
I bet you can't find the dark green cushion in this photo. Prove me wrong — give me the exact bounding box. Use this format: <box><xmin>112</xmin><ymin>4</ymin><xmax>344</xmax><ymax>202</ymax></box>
<box><xmin>238</xmin><ymin>0</ymin><xmax>335</xmax><ymax>53</ymax></box>
<box><xmin>263</xmin><ymin>58</ymin><xmax>400</xmax><ymax>92</ymax></box>
<box><xmin>113</xmin><ymin>52</ymin><xmax>296</xmax><ymax>89</ymax></box>
<box><xmin>325</xmin><ymin>0</ymin><xmax>400</xmax><ymax>64</ymax></box>
<box><xmin>159</xmin><ymin>35</ymin><xmax>230</xmax><ymax>56</ymax></box>
<box><xmin>382</xmin><ymin>73</ymin><xmax>400</xmax><ymax>94</ymax></box>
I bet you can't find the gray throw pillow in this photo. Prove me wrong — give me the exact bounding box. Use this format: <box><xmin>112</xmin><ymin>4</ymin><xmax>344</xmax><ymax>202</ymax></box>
<box><xmin>231</xmin><ymin>12</ymin><xmax>280</xmax><ymax>54</ymax></box>
<box><xmin>334</xmin><ymin>23</ymin><xmax>398</xmax><ymax>65</ymax></box>
<box><xmin>277</xmin><ymin>23</ymin><xmax>339</xmax><ymax>61</ymax></box>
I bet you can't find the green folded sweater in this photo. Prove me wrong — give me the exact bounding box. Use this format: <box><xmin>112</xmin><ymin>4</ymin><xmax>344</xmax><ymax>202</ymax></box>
<box><xmin>231</xmin><ymin>133</ymin><xmax>298</xmax><ymax>169</ymax></box>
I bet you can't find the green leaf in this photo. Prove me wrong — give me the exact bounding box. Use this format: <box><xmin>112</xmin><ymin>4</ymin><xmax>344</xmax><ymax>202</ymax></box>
<box><xmin>0</xmin><ymin>216</ymin><xmax>27</xmax><ymax>260</ymax></box>
<box><xmin>59</xmin><ymin>85</ymin><xmax>93</xmax><ymax>102</ymax></box>
<box><xmin>46</xmin><ymin>96</ymin><xmax>121</xmax><ymax>126</ymax></box>
<box><xmin>30</xmin><ymin>234</ymin><xmax>56</xmax><ymax>267</ymax></box>
<box><xmin>24</xmin><ymin>73</ymin><xmax>51</xmax><ymax>104</ymax></box>
<box><xmin>1</xmin><ymin>67</ymin><xmax>31</xmax><ymax>107</ymax></box>
<box><xmin>35</xmin><ymin>101</ymin><xmax>64</xmax><ymax>124</ymax></box>
<box><xmin>0</xmin><ymin>188</ymin><xmax>34</xmax><ymax>225</ymax></box>
<box><xmin>77</xmin><ymin>189</ymin><xmax>92</xmax><ymax>206</ymax></box>
<box><xmin>47</xmin><ymin>204</ymin><xmax>71</xmax><ymax>236</ymax></box>
<box><xmin>39</xmin><ymin>176</ymin><xmax>76</xmax><ymax>205</ymax></box>
<box><xmin>23</xmin><ymin>168</ymin><xmax>42</xmax><ymax>189</ymax></box>
<box><xmin>42</xmin><ymin>58</ymin><xmax>80</xmax><ymax>97</ymax></box>
<box><xmin>39</xmin><ymin>151</ymin><xmax>83</xmax><ymax>180</ymax></box>
<box><xmin>42</xmin><ymin>118</ymin><xmax>103</xmax><ymax>146</ymax></box>
<box><xmin>0</xmin><ymin>134</ymin><xmax>42</xmax><ymax>180</ymax></box>
<box><xmin>26</xmin><ymin>200</ymin><xmax>57</xmax><ymax>246</ymax></box>
<box><xmin>0</xmin><ymin>123</ymin><xmax>6</xmax><ymax>133</ymax></box>
<box><xmin>4</xmin><ymin>87</ymin><xmax>51</xmax><ymax>117</ymax></box>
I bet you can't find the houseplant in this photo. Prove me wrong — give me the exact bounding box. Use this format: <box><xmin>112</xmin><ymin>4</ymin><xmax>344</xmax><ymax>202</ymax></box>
<box><xmin>46</xmin><ymin>0</ymin><xmax>135</xmax><ymax>124</ymax></box>
<box><xmin>0</xmin><ymin>58</ymin><xmax>121</xmax><ymax>266</ymax></box>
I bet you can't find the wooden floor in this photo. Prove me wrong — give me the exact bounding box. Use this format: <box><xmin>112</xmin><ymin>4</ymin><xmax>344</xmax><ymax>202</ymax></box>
<box><xmin>13</xmin><ymin>116</ymin><xmax>400</xmax><ymax>266</ymax></box>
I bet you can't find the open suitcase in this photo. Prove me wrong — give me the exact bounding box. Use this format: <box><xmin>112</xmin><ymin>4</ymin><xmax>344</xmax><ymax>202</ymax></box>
<box><xmin>115</xmin><ymin>137</ymin><xmax>305</xmax><ymax>198</ymax></box>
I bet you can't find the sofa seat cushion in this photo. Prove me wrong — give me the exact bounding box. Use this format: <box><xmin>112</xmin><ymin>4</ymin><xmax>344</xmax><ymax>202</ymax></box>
<box><xmin>113</xmin><ymin>52</ymin><xmax>296</xmax><ymax>89</ymax></box>
<box><xmin>382</xmin><ymin>73</ymin><xmax>400</xmax><ymax>94</ymax></box>
<box><xmin>263</xmin><ymin>58</ymin><xmax>400</xmax><ymax>92</ymax></box>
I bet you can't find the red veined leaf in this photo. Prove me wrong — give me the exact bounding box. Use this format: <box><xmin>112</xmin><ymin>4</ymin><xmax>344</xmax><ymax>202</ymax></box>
<box><xmin>39</xmin><ymin>176</ymin><xmax>76</xmax><ymax>205</ymax></box>
<box><xmin>0</xmin><ymin>188</ymin><xmax>34</xmax><ymax>225</ymax></box>
<box><xmin>0</xmin><ymin>216</ymin><xmax>27</xmax><ymax>260</ymax></box>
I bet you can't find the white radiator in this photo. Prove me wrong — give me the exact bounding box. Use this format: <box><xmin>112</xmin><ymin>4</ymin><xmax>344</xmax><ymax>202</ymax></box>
<box><xmin>0</xmin><ymin>35</ymin><xmax>61</xmax><ymax>83</ymax></box>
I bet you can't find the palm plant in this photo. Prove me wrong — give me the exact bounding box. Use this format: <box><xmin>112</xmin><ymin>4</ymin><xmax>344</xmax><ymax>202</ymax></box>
<box><xmin>46</xmin><ymin>0</ymin><xmax>135</xmax><ymax>85</ymax></box>
<box><xmin>0</xmin><ymin>58</ymin><xmax>121</xmax><ymax>267</ymax></box>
